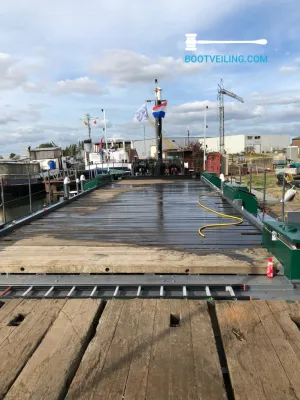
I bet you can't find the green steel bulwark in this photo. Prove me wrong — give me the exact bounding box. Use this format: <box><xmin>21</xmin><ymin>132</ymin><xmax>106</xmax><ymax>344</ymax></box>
<box><xmin>202</xmin><ymin>173</ymin><xmax>258</xmax><ymax>215</ymax></box>
<box><xmin>83</xmin><ymin>174</ymin><xmax>112</xmax><ymax>191</ymax></box>
<box><xmin>202</xmin><ymin>172</ymin><xmax>221</xmax><ymax>189</ymax></box>
<box><xmin>262</xmin><ymin>221</ymin><xmax>300</xmax><ymax>280</ymax></box>
<box><xmin>223</xmin><ymin>183</ymin><xmax>258</xmax><ymax>215</ymax></box>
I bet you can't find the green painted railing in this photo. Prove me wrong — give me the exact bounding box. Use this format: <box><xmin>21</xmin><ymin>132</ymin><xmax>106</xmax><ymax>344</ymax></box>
<box><xmin>202</xmin><ymin>173</ymin><xmax>258</xmax><ymax>215</ymax></box>
<box><xmin>83</xmin><ymin>174</ymin><xmax>112</xmax><ymax>191</ymax></box>
<box><xmin>202</xmin><ymin>172</ymin><xmax>221</xmax><ymax>189</ymax></box>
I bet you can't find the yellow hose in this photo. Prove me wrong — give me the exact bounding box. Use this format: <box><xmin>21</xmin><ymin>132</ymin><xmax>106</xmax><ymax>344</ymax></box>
<box><xmin>198</xmin><ymin>191</ymin><xmax>243</xmax><ymax>238</ymax></box>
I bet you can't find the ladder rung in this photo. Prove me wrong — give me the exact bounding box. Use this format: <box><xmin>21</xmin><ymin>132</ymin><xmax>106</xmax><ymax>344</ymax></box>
<box><xmin>205</xmin><ymin>286</ymin><xmax>211</xmax><ymax>296</ymax></box>
<box><xmin>160</xmin><ymin>286</ymin><xmax>164</xmax><ymax>297</ymax></box>
<box><xmin>22</xmin><ymin>286</ymin><xmax>33</xmax><ymax>297</ymax></box>
<box><xmin>44</xmin><ymin>286</ymin><xmax>54</xmax><ymax>297</ymax></box>
<box><xmin>226</xmin><ymin>286</ymin><xmax>235</xmax><ymax>297</ymax></box>
<box><xmin>67</xmin><ymin>286</ymin><xmax>76</xmax><ymax>297</ymax></box>
<box><xmin>90</xmin><ymin>286</ymin><xmax>97</xmax><ymax>297</ymax></box>
<box><xmin>113</xmin><ymin>286</ymin><xmax>119</xmax><ymax>297</ymax></box>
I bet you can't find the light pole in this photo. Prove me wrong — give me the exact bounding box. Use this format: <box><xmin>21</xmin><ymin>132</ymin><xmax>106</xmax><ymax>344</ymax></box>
<box><xmin>101</xmin><ymin>109</ymin><xmax>108</xmax><ymax>161</ymax></box>
<box><xmin>203</xmin><ymin>105</ymin><xmax>208</xmax><ymax>171</ymax></box>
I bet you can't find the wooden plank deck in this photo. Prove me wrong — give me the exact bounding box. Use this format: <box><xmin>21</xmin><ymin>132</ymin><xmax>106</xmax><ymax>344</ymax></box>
<box><xmin>1</xmin><ymin>299</ymin><xmax>300</xmax><ymax>400</ymax></box>
<box><xmin>0</xmin><ymin>181</ymin><xmax>279</xmax><ymax>275</ymax></box>
<box><xmin>216</xmin><ymin>301</ymin><xmax>300</xmax><ymax>399</ymax></box>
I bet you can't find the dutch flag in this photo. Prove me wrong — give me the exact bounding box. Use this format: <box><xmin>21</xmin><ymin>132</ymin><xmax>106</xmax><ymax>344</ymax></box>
<box><xmin>152</xmin><ymin>101</ymin><xmax>167</xmax><ymax>118</ymax></box>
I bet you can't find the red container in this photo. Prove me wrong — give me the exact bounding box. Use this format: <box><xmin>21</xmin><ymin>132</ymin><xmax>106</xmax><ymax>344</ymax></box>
<box><xmin>267</xmin><ymin>257</ymin><xmax>274</xmax><ymax>278</ymax></box>
<box><xmin>206</xmin><ymin>153</ymin><xmax>221</xmax><ymax>176</ymax></box>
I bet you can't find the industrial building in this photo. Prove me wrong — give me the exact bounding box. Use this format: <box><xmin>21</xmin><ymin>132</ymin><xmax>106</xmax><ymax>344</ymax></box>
<box><xmin>291</xmin><ymin>136</ymin><xmax>300</xmax><ymax>155</ymax></box>
<box><xmin>200</xmin><ymin>134</ymin><xmax>290</xmax><ymax>154</ymax></box>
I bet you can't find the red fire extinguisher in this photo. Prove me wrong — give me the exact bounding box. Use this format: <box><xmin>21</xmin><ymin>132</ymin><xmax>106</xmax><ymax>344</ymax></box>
<box><xmin>267</xmin><ymin>257</ymin><xmax>274</xmax><ymax>278</ymax></box>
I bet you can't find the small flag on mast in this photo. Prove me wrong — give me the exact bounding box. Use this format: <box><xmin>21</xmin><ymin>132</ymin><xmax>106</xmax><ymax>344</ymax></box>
<box><xmin>152</xmin><ymin>101</ymin><xmax>167</xmax><ymax>118</ymax></box>
<box><xmin>134</xmin><ymin>104</ymin><xmax>149</xmax><ymax>122</ymax></box>
<box><xmin>98</xmin><ymin>137</ymin><xmax>104</xmax><ymax>152</ymax></box>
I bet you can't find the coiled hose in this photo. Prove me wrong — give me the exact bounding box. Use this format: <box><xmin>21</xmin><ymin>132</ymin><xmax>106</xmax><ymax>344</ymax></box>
<box><xmin>198</xmin><ymin>191</ymin><xmax>243</xmax><ymax>238</ymax></box>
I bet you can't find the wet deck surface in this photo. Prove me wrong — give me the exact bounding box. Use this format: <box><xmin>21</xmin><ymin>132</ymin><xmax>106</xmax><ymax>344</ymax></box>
<box><xmin>8</xmin><ymin>181</ymin><xmax>261</xmax><ymax>251</ymax></box>
<box><xmin>76</xmin><ymin>181</ymin><xmax>261</xmax><ymax>251</ymax></box>
<box><xmin>1</xmin><ymin>298</ymin><xmax>300</xmax><ymax>400</ymax></box>
<box><xmin>0</xmin><ymin>180</ymin><xmax>275</xmax><ymax>274</ymax></box>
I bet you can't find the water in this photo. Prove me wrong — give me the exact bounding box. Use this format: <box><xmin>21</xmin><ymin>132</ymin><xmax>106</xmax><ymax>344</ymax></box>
<box><xmin>0</xmin><ymin>192</ymin><xmax>54</xmax><ymax>224</ymax></box>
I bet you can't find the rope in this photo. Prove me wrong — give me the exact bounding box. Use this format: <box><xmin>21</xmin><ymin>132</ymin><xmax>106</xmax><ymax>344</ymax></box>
<box><xmin>197</xmin><ymin>190</ymin><xmax>243</xmax><ymax>238</ymax></box>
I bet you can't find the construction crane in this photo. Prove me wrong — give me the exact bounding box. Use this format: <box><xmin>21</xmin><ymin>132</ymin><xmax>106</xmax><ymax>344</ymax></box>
<box><xmin>218</xmin><ymin>79</ymin><xmax>244</xmax><ymax>154</ymax></box>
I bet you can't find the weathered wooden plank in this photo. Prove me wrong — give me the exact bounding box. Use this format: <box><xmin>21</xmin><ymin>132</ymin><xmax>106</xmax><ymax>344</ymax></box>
<box><xmin>253</xmin><ymin>301</ymin><xmax>300</xmax><ymax>397</ymax></box>
<box><xmin>0</xmin><ymin>299</ymin><xmax>66</xmax><ymax>398</ymax></box>
<box><xmin>168</xmin><ymin>300</ymin><xmax>197</xmax><ymax>400</ymax></box>
<box><xmin>0</xmin><ymin>299</ymin><xmax>23</xmax><ymax>324</ymax></box>
<box><xmin>0</xmin><ymin>300</ymin><xmax>37</xmax><ymax>348</ymax></box>
<box><xmin>216</xmin><ymin>301</ymin><xmax>299</xmax><ymax>400</ymax></box>
<box><xmin>189</xmin><ymin>301</ymin><xmax>227</xmax><ymax>399</ymax></box>
<box><xmin>266</xmin><ymin>301</ymin><xmax>300</xmax><ymax>361</ymax></box>
<box><xmin>65</xmin><ymin>300</ymin><xmax>125</xmax><ymax>400</ymax></box>
<box><xmin>68</xmin><ymin>299</ymin><xmax>228</xmax><ymax>400</ymax></box>
<box><xmin>89</xmin><ymin>300</ymin><xmax>143</xmax><ymax>400</ymax></box>
<box><xmin>123</xmin><ymin>299</ymin><xmax>156</xmax><ymax>400</ymax></box>
<box><xmin>5</xmin><ymin>299</ymin><xmax>102</xmax><ymax>400</ymax></box>
<box><xmin>0</xmin><ymin>244</ymin><xmax>272</xmax><ymax>274</ymax></box>
<box><xmin>145</xmin><ymin>300</ymin><xmax>171</xmax><ymax>400</ymax></box>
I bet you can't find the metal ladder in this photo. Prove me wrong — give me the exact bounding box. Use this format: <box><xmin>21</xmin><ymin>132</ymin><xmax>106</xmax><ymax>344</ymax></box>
<box><xmin>0</xmin><ymin>283</ymin><xmax>248</xmax><ymax>300</ymax></box>
<box><xmin>1</xmin><ymin>274</ymin><xmax>299</xmax><ymax>300</ymax></box>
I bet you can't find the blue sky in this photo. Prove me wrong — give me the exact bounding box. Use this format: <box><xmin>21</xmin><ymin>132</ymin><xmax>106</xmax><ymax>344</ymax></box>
<box><xmin>0</xmin><ymin>0</ymin><xmax>300</xmax><ymax>155</ymax></box>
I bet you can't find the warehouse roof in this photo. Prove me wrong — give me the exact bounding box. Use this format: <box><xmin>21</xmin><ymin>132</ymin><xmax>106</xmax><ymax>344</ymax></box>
<box><xmin>32</xmin><ymin>147</ymin><xmax>61</xmax><ymax>151</ymax></box>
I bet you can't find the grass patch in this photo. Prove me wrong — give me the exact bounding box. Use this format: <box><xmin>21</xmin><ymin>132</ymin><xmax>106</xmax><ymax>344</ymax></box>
<box><xmin>240</xmin><ymin>173</ymin><xmax>277</xmax><ymax>189</ymax></box>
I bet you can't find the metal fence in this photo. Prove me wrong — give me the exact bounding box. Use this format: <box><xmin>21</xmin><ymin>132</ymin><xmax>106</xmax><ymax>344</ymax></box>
<box><xmin>0</xmin><ymin>169</ymin><xmax>113</xmax><ymax>227</ymax></box>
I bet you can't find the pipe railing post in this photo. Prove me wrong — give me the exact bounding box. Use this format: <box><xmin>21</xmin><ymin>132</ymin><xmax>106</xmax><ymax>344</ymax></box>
<box><xmin>262</xmin><ymin>169</ymin><xmax>267</xmax><ymax>221</ymax></box>
<box><xmin>1</xmin><ymin>177</ymin><xmax>6</xmax><ymax>224</ymax></box>
<box><xmin>47</xmin><ymin>170</ymin><xmax>52</xmax><ymax>205</ymax></box>
<box><xmin>63</xmin><ymin>176</ymin><xmax>70</xmax><ymax>199</ymax></box>
<box><xmin>80</xmin><ymin>174</ymin><xmax>85</xmax><ymax>192</ymax></box>
<box><xmin>249</xmin><ymin>167</ymin><xmax>252</xmax><ymax>193</ymax></box>
<box><xmin>239</xmin><ymin>165</ymin><xmax>241</xmax><ymax>185</ymax></box>
<box><xmin>282</xmin><ymin>171</ymin><xmax>286</xmax><ymax>222</ymax></box>
<box><xmin>76</xmin><ymin>178</ymin><xmax>79</xmax><ymax>194</ymax></box>
<box><xmin>28</xmin><ymin>173</ymin><xmax>32</xmax><ymax>213</ymax></box>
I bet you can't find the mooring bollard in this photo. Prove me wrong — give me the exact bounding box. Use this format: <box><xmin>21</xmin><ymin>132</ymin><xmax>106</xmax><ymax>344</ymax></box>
<box><xmin>64</xmin><ymin>177</ymin><xmax>70</xmax><ymax>199</ymax></box>
<box><xmin>76</xmin><ymin>178</ymin><xmax>79</xmax><ymax>194</ymax></box>
<box><xmin>80</xmin><ymin>174</ymin><xmax>85</xmax><ymax>192</ymax></box>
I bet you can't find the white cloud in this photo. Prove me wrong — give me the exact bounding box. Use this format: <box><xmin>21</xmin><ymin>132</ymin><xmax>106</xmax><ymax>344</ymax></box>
<box><xmin>0</xmin><ymin>111</ymin><xmax>18</xmax><ymax>125</ymax></box>
<box><xmin>280</xmin><ymin>66</ymin><xmax>299</xmax><ymax>73</ymax></box>
<box><xmin>0</xmin><ymin>0</ymin><xmax>300</xmax><ymax>154</ymax></box>
<box><xmin>22</xmin><ymin>81</ymin><xmax>46</xmax><ymax>93</ymax></box>
<box><xmin>0</xmin><ymin>53</ymin><xmax>28</xmax><ymax>90</ymax></box>
<box><xmin>52</xmin><ymin>77</ymin><xmax>107</xmax><ymax>96</ymax></box>
<box><xmin>91</xmin><ymin>51</ymin><xmax>207</xmax><ymax>86</ymax></box>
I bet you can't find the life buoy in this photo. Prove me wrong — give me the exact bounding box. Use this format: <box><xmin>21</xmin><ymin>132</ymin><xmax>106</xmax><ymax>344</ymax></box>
<box><xmin>1</xmin><ymin>180</ymin><xmax>8</xmax><ymax>186</ymax></box>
